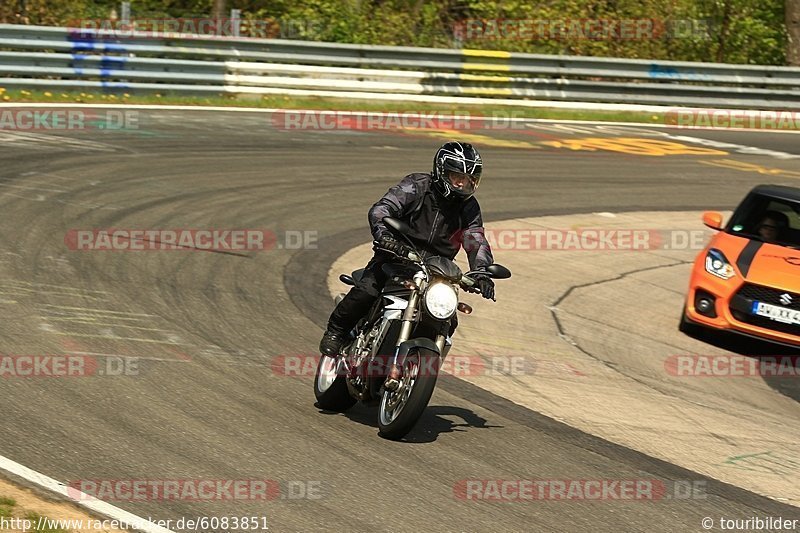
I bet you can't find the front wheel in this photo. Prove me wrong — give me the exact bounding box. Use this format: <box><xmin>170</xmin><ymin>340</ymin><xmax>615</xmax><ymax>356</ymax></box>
<box><xmin>314</xmin><ymin>355</ymin><xmax>356</xmax><ymax>412</ymax></box>
<box><xmin>378</xmin><ymin>349</ymin><xmax>440</xmax><ymax>440</ymax></box>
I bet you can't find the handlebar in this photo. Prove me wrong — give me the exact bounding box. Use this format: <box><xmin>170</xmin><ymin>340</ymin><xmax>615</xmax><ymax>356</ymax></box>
<box><xmin>373</xmin><ymin>244</ymin><xmax>420</xmax><ymax>263</ymax></box>
<box><xmin>374</xmin><ymin>243</ymin><xmax>490</xmax><ymax>295</ymax></box>
<box><xmin>461</xmin><ymin>271</ymin><xmax>497</xmax><ymax>301</ymax></box>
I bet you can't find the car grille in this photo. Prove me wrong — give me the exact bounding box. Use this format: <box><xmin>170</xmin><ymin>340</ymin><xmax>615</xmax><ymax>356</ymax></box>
<box><xmin>736</xmin><ymin>284</ymin><xmax>800</xmax><ymax>310</ymax></box>
<box><xmin>731</xmin><ymin>283</ymin><xmax>800</xmax><ymax>336</ymax></box>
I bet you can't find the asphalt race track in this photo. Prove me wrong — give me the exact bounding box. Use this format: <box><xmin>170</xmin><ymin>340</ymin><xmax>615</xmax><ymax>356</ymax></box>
<box><xmin>1</xmin><ymin>107</ymin><xmax>799</xmax><ymax>532</ymax></box>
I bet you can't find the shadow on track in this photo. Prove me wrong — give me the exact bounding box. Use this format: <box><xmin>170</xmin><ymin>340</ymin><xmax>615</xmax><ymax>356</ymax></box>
<box><xmin>680</xmin><ymin>328</ymin><xmax>800</xmax><ymax>404</ymax></box>
<box><xmin>316</xmin><ymin>403</ymin><xmax>502</xmax><ymax>443</ymax></box>
<box><xmin>397</xmin><ymin>405</ymin><xmax>503</xmax><ymax>443</ymax></box>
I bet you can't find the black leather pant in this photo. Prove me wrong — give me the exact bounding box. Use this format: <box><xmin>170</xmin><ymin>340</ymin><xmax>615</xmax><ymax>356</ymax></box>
<box><xmin>327</xmin><ymin>255</ymin><xmax>387</xmax><ymax>335</ymax></box>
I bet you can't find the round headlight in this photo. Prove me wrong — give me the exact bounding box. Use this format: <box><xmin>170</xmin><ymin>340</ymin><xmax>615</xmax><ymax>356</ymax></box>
<box><xmin>424</xmin><ymin>282</ymin><xmax>458</xmax><ymax>319</ymax></box>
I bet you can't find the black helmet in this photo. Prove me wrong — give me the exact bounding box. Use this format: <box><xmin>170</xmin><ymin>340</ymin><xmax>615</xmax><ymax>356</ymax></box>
<box><xmin>432</xmin><ymin>141</ymin><xmax>482</xmax><ymax>200</ymax></box>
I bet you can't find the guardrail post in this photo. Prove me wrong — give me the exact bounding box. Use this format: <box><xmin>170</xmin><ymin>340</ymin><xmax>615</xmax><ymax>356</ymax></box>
<box><xmin>231</xmin><ymin>9</ymin><xmax>241</xmax><ymax>37</ymax></box>
<box><xmin>120</xmin><ymin>2</ymin><xmax>130</xmax><ymax>25</ymax></box>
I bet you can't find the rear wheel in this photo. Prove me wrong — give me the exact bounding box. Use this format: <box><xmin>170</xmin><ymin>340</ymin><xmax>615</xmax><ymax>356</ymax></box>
<box><xmin>314</xmin><ymin>355</ymin><xmax>356</xmax><ymax>412</ymax></box>
<box><xmin>378</xmin><ymin>350</ymin><xmax>439</xmax><ymax>440</ymax></box>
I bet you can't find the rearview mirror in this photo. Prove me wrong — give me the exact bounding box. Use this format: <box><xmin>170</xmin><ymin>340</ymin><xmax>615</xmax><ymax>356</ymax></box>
<box><xmin>486</xmin><ymin>264</ymin><xmax>512</xmax><ymax>279</ymax></box>
<box><xmin>702</xmin><ymin>211</ymin><xmax>723</xmax><ymax>231</ymax></box>
<box><xmin>383</xmin><ymin>217</ymin><xmax>412</xmax><ymax>236</ymax></box>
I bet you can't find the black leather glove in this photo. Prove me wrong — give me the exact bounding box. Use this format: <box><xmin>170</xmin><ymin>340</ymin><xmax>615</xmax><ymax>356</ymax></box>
<box><xmin>374</xmin><ymin>235</ymin><xmax>411</xmax><ymax>257</ymax></box>
<box><xmin>473</xmin><ymin>274</ymin><xmax>495</xmax><ymax>301</ymax></box>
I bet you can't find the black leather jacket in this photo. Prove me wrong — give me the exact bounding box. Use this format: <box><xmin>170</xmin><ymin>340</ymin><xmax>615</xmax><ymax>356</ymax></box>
<box><xmin>368</xmin><ymin>173</ymin><xmax>494</xmax><ymax>271</ymax></box>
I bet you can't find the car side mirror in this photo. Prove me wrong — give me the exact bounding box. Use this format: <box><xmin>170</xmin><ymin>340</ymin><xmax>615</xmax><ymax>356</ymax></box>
<box><xmin>702</xmin><ymin>211</ymin><xmax>723</xmax><ymax>231</ymax></box>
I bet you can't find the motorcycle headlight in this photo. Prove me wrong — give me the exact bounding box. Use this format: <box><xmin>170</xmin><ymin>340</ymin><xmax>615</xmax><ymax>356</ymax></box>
<box><xmin>705</xmin><ymin>248</ymin><xmax>736</xmax><ymax>279</ymax></box>
<box><xmin>424</xmin><ymin>282</ymin><xmax>458</xmax><ymax>320</ymax></box>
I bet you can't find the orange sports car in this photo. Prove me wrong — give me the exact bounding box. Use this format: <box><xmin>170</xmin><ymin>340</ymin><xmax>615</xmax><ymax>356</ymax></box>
<box><xmin>681</xmin><ymin>184</ymin><xmax>800</xmax><ymax>346</ymax></box>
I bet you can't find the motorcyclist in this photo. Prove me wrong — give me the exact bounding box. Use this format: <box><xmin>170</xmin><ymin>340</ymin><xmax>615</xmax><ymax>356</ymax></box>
<box><xmin>319</xmin><ymin>141</ymin><xmax>496</xmax><ymax>356</ymax></box>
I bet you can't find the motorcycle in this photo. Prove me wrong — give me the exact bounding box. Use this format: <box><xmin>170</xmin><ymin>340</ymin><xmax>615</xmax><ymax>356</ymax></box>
<box><xmin>314</xmin><ymin>216</ymin><xmax>511</xmax><ymax>440</ymax></box>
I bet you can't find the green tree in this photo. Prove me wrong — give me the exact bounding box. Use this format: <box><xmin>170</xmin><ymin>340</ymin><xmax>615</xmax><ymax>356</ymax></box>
<box><xmin>0</xmin><ymin>0</ymin><xmax>792</xmax><ymax>65</ymax></box>
<box><xmin>789</xmin><ymin>0</ymin><xmax>800</xmax><ymax>64</ymax></box>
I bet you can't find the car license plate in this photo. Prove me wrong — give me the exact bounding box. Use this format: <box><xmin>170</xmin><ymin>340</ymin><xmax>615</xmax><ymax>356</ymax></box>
<box><xmin>751</xmin><ymin>301</ymin><xmax>800</xmax><ymax>324</ymax></box>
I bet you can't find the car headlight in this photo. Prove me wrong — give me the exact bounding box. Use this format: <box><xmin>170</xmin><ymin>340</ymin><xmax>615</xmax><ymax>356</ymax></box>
<box><xmin>424</xmin><ymin>282</ymin><xmax>458</xmax><ymax>319</ymax></box>
<box><xmin>705</xmin><ymin>248</ymin><xmax>736</xmax><ymax>279</ymax></box>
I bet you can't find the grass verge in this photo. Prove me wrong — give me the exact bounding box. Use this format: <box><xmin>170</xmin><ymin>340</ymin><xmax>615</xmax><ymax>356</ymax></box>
<box><xmin>0</xmin><ymin>497</ymin><xmax>14</xmax><ymax>518</ymax></box>
<box><xmin>23</xmin><ymin>512</ymin><xmax>67</xmax><ymax>533</ymax></box>
<box><xmin>0</xmin><ymin>497</ymin><xmax>67</xmax><ymax>533</ymax></box>
<box><xmin>0</xmin><ymin>87</ymin><xmax>670</xmax><ymax>125</ymax></box>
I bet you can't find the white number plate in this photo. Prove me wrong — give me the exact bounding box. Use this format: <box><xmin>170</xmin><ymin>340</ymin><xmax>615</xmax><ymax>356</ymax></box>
<box><xmin>751</xmin><ymin>301</ymin><xmax>800</xmax><ymax>324</ymax></box>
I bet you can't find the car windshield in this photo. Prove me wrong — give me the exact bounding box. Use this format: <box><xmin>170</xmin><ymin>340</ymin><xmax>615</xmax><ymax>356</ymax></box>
<box><xmin>726</xmin><ymin>193</ymin><xmax>800</xmax><ymax>249</ymax></box>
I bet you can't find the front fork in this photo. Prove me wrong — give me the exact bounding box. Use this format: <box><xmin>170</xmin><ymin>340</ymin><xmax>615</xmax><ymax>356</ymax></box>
<box><xmin>396</xmin><ymin>271</ymin><xmax>425</xmax><ymax>344</ymax></box>
<box><xmin>435</xmin><ymin>334</ymin><xmax>447</xmax><ymax>357</ymax></box>
<box><xmin>387</xmin><ymin>273</ymin><xmax>424</xmax><ymax>386</ymax></box>
<box><xmin>386</xmin><ymin>273</ymin><xmax>448</xmax><ymax>388</ymax></box>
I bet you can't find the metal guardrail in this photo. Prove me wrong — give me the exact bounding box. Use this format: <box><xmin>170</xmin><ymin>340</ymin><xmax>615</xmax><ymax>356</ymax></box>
<box><xmin>1</xmin><ymin>24</ymin><xmax>799</xmax><ymax>109</ymax></box>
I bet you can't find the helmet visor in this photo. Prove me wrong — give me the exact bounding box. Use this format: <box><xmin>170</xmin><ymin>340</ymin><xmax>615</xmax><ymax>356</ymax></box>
<box><xmin>445</xmin><ymin>169</ymin><xmax>480</xmax><ymax>195</ymax></box>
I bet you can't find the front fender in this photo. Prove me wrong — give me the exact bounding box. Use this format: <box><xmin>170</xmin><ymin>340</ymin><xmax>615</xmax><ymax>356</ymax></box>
<box><xmin>393</xmin><ymin>338</ymin><xmax>440</xmax><ymax>368</ymax></box>
<box><xmin>366</xmin><ymin>338</ymin><xmax>441</xmax><ymax>399</ymax></box>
